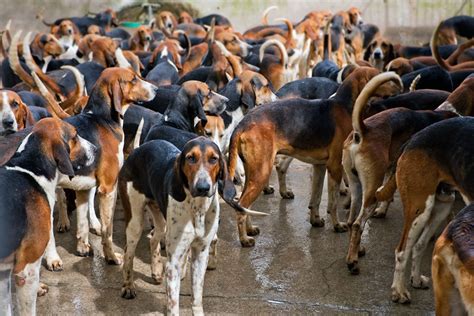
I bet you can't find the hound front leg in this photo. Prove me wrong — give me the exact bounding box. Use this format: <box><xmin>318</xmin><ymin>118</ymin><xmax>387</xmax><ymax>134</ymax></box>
<box><xmin>0</xmin><ymin>261</ymin><xmax>13</xmax><ymax>316</ymax></box>
<box><xmin>44</xmin><ymin>210</ymin><xmax>63</xmax><ymax>271</ymax></box>
<box><xmin>309</xmin><ymin>165</ymin><xmax>326</xmax><ymax>227</ymax></box>
<box><xmin>15</xmin><ymin>258</ymin><xmax>41</xmax><ymax>316</ymax></box>
<box><xmin>76</xmin><ymin>190</ymin><xmax>93</xmax><ymax>257</ymax></box>
<box><xmin>327</xmin><ymin>172</ymin><xmax>348</xmax><ymax>232</ymax></box>
<box><xmin>190</xmin><ymin>242</ymin><xmax>211</xmax><ymax>316</ymax></box>
<box><xmin>99</xmin><ymin>185</ymin><xmax>122</xmax><ymax>265</ymax></box>
<box><xmin>166</xmin><ymin>237</ymin><xmax>192</xmax><ymax>316</ymax></box>
<box><xmin>148</xmin><ymin>204</ymin><xmax>166</xmax><ymax>284</ymax></box>
<box><xmin>88</xmin><ymin>187</ymin><xmax>101</xmax><ymax>235</ymax></box>
<box><xmin>207</xmin><ymin>234</ymin><xmax>218</xmax><ymax>270</ymax></box>
<box><xmin>55</xmin><ymin>188</ymin><xmax>70</xmax><ymax>233</ymax></box>
<box><xmin>121</xmin><ymin>186</ymin><xmax>146</xmax><ymax>299</ymax></box>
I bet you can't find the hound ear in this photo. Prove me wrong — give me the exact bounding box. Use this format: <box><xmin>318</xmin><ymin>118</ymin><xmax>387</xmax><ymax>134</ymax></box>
<box><xmin>191</xmin><ymin>89</ymin><xmax>208</xmax><ymax>127</ymax></box>
<box><xmin>240</xmin><ymin>79</ymin><xmax>256</xmax><ymax>109</ymax></box>
<box><xmin>105</xmin><ymin>51</ymin><xmax>116</xmax><ymax>67</ymax></box>
<box><xmin>53</xmin><ymin>141</ymin><xmax>75</xmax><ymax>176</ymax></box>
<box><xmin>110</xmin><ymin>80</ymin><xmax>123</xmax><ymax>116</ymax></box>
<box><xmin>217</xmin><ymin>152</ymin><xmax>238</xmax><ymax>204</ymax></box>
<box><xmin>30</xmin><ymin>36</ymin><xmax>45</xmax><ymax>60</ymax></box>
<box><xmin>387</xmin><ymin>43</ymin><xmax>396</xmax><ymax>61</ymax></box>
<box><xmin>170</xmin><ymin>153</ymin><xmax>186</xmax><ymax>202</ymax></box>
<box><xmin>363</xmin><ymin>42</ymin><xmax>374</xmax><ymax>61</ymax></box>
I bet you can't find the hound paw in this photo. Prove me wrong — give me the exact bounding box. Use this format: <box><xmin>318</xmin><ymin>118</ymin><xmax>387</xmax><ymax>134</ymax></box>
<box><xmin>247</xmin><ymin>225</ymin><xmax>260</xmax><ymax>236</ymax></box>
<box><xmin>263</xmin><ymin>186</ymin><xmax>275</xmax><ymax>195</ymax></box>
<box><xmin>207</xmin><ymin>256</ymin><xmax>217</xmax><ymax>271</ymax></box>
<box><xmin>89</xmin><ymin>223</ymin><xmax>102</xmax><ymax>236</ymax></box>
<box><xmin>37</xmin><ymin>283</ymin><xmax>49</xmax><ymax>297</ymax></box>
<box><xmin>372</xmin><ymin>209</ymin><xmax>387</xmax><ymax>218</ymax></box>
<box><xmin>333</xmin><ymin>222</ymin><xmax>349</xmax><ymax>233</ymax></box>
<box><xmin>310</xmin><ymin>217</ymin><xmax>325</xmax><ymax>227</ymax></box>
<box><xmin>280</xmin><ymin>190</ymin><xmax>295</xmax><ymax>199</ymax></box>
<box><xmin>151</xmin><ymin>273</ymin><xmax>164</xmax><ymax>284</ymax></box>
<box><xmin>121</xmin><ymin>284</ymin><xmax>137</xmax><ymax>299</ymax></box>
<box><xmin>346</xmin><ymin>261</ymin><xmax>360</xmax><ymax>275</ymax></box>
<box><xmin>240</xmin><ymin>237</ymin><xmax>255</xmax><ymax>248</ymax></box>
<box><xmin>46</xmin><ymin>258</ymin><xmax>63</xmax><ymax>272</ymax></box>
<box><xmin>391</xmin><ymin>288</ymin><xmax>411</xmax><ymax>304</ymax></box>
<box><xmin>411</xmin><ymin>275</ymin><xmax>430</xmax><ymax>289</ymax></box>
<box><xmin>76</xmin><ymin>241</ymin><xmax>92</xmax><ymax>257</ymax></box>
<box><xmin>106</xmin><ymin>252</ymin><xmax>123</xmax><ymax>265</ymax></box>
<box><xmin>56</xmin><ymin>220</ymin><xmax>70</xmax><ymax>233</ymax></box>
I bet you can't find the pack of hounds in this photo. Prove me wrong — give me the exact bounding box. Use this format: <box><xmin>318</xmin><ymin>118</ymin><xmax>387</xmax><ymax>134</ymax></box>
<box><xmin>0</xmin><ymin>4</ymin><xmax>473</xmax><ymax>315</ymax></box>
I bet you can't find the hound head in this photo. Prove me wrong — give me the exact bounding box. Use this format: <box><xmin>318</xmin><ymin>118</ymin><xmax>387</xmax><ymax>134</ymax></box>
<box><xmin>364</xmin><ymin>38</ymin><xmax>396</xmax><ymax>70</ymax></box>
<box><xmin>31</xmin><ymin>33</ymin><xmax>63</xmax><ymax>59</ymax></box>
<box><xmin>157</xmin><ymin>11</ymin><xmax>177</xmax><ymax>34</ymax></box>
<box><xmin>195</xmin><ymin>115</ymin><xmax>225</xmax><ymax>151</ymax></box>
<box><xmin>94</xmin><ymin>68</ymin><xmax>157</xmax><ymax>119</ymax></box>
<box><xmin>238</xmin><ymin>70</ymin><xmax>276</xmax><ymax>109</ymax></box>
<box><xmin>174</xmin><ymin>136</ymin><xmax>226</xmax><ymax>198</ymax></box>
<box><xmin>0</xmin><ymin>91</ymin><xmax>23</xmax><ymax>135</ymax></box>
<box><xmin>215</xmin><ymin>31</ymin><xmax>251</xmax><ymax>57</ymax></box>
<box><xmin>347</xmin><ymin>7</ymin><xmax>363</xmax><ymax>26</ymax></box>
<box><xmin>32</xmin><ymin>118</ymin><xmax>96</xmax><ymax>176</ymax></box>
<box><xmin>135</xmin><ymin>25</ymin><xmax>153</xmax><ymax>45</ymax></box>
<box><xmin>182</xmin><ymin>81</ymin><xmax>228</xmax><ymax>118</ymax></box>
<box><xmin>87</xmin><ymin>25</ymin><xmax>103</xmax><ymax>35</ymax></box>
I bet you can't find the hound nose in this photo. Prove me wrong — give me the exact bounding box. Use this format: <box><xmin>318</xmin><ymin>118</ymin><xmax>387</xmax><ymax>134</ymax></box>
<box><xmin>167</xmin><ymin>22</ymin><xmax>173</xmax><ymax>28</ymax></box>
<box><xmin>146</xmin><ymin>36</ymin><xmax>152</xmax><ymax>41</ymax></box>
<box><xmin>195</xmin><ymin>180</ymin><xmax>210</xmax><ymax>196</ymax></box>
<box><xmin>3</xmin><ymin>118</ymin><xmax>14</xmax><ymax>128</ymax></box>
<box><xmin>373</xmin><ymin>51</ymin><xmax>382</xmax><ymax>59</ymax></box>
<box><xmin>68</xmin><ymin>29</ymin><xmax>73</xmax><ymax>35</ymax></box>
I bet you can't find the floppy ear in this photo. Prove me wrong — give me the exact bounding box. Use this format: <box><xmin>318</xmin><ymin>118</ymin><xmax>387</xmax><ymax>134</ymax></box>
<box><xmin>53</xmin><ymin>141</ymin><xmax>75</xmax><ymax>176</ymax></box>
<box><xmin>170</xmin><ymin>153</ymin><xmax>186</xmax><ymax>202</ymax></box>
<box><xmin>191</xmin><ymin>89</ymin><xmax>208</xmax><ymax>127</ymax></box>
<box><xmin>240</xmin><ymin>79</ymin><xmax>256</xmax><ymax>109</ymax></box>
<box><xmin>130</xmin><ymin>33</ymin><xmax>140</xmax><ymax>49</ymax></box>
<box><xmin>110</xmin><ymin>80</ymin><xmax>124</xmax><ymax>116</ymax></box>
<box><xmin>105</xmin><ymin>50</ymin><xmax>116</xmax><ymax>67</ymax></box>
<box><xmin>15</xmin><ymin>101</ymin><xmax>32</xmax><ymax>129</ymax></box>
<box><xmin>363</xmin><ymin>42</ymin><xmax>374</xmax><ymax>61</ymax></box>
<box><xmin>387</xmin><ymin>43</ymin><xmax>397</xmax><ymax>62</ymax></box>
<box><xmin>30</xmin><ymin>36</ymin><xmax>45</xmax><ymax>60</ymax></box>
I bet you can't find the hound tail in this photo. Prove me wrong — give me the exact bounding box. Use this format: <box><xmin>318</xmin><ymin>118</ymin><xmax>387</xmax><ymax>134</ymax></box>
<box><xmin>275</xmin><ymin>18</ymin><xmax>294</xmax><ymax>49</ymax></box>
<box><xmin>31</xmin><ymin>72</ymin><xmax>70</xmax><ymax>119</ymax></box>
<box><xmin>9</xmin><ymin>31</ymin><xmax>35</xmax><ymax>88</ymax></box>
<box><xmin>431</xmin><ymin>21</ymin><xmax>451</xmax><ymax>71</ymax></box>
<box><xmin>261</xmin><ymin>6</ymin><xmax>278</xmax><ymax>25</ymax></box>
<box><xmin>259</xmin><ymin>38</ymin><xmax>288</xmax><ymax>69</ymax></box>
<box><xmin>352</xmin><ymin>72</ymin><xmax>403</xmax><ymax>140</ymax></box>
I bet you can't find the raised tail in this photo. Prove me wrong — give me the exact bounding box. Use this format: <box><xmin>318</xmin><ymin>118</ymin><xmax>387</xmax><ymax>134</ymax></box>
<box><xmin>352</xmin><ymin>72</ymin><xmax>403</xmax><ymax>140</ymax></box>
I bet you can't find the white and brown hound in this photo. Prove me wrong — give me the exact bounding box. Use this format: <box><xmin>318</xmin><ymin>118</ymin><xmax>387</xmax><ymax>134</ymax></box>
<box><xmin>0</xmin><ymin>118</ymin><xmax>95</xmax><ymax>316</ymax></box>
<box><xmin>119</xmin><ymin>137</ymin><xmax>265</xmax><ymax>315</ymax></box>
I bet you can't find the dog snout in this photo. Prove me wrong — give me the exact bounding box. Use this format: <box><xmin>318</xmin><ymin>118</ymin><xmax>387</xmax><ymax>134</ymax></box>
<box><xmin>68</xmin><ymin>29</ymin><xmax>73</xmax><ymax>35</ymax></box>
<box><xmin>194</xmin><ymin>179</ymin><xmax>211</xmax><ymax>196</ymax></box>
<box><xmin>2</xmin><ymin>117</ymin><xmax>15</xmax><ymax>129</ymax></box>
<box><xmin>373</xmin><ymin>48</ymin><xmax>383</xmax><ymax>60</ymax></box>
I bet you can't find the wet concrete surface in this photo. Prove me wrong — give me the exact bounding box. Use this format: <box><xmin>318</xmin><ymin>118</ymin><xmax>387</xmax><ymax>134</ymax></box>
<box><xmin>36</xmin><ymin>160</ymin><xmax>442</xmax><ymax>315</ymax></box>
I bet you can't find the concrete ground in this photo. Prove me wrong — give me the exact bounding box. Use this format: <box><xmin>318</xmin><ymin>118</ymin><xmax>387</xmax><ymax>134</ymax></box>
<box><xmin>36</xmin><ymin>161</ymin><xmax>443</xmax><ymax>315</ymax></box>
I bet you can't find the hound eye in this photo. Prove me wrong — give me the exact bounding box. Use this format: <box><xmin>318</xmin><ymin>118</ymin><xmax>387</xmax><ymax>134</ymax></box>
<box><xmin>186</xmin><ymin>155</ymin><xmax>196</xmax><ymax>163</ymax></box>
<box><xmin>11</xmin><ymin>101</ymin><xmax>18</xmax><ymax>107</ymax></box>
<box><xmin>131</xmin><ymin>77</ymin><xmax>138</xmax><ymax>84</ymax></box>
<box><xmin>209</xmin><ymin>156</ymin><xmax>218</xmax><ymax>164</ymax></box>
<box><xmin>205</xmin><ymin>131</ymin><xmax>212</xmax><ymax>136</ymax></box>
